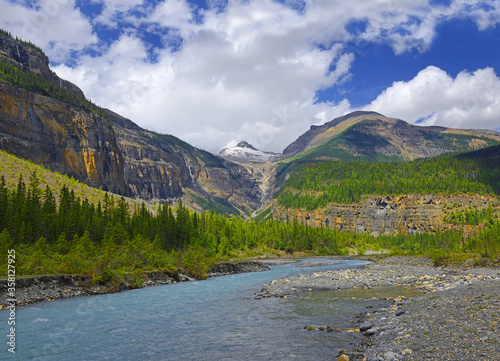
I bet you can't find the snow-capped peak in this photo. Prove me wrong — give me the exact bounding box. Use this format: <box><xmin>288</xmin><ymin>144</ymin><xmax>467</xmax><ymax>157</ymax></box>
<box><xmin>219</xmin><ymin>141</ymin><xmax>281</xmax><ymax>161</ymax></box>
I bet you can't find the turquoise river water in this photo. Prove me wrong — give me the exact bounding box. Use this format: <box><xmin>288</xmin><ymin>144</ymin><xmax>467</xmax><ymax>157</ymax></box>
<box><xmin>1</xmin><ymin>258</ymin><xmax>378</xmax><ymax>360</ymax></box>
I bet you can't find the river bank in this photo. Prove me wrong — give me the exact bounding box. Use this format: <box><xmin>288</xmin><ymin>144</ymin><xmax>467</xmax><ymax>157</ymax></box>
<box><xmin>260</xmin><ymin>256</ymin><xmax>500</xmax><ymax>360</ymax></box>
<box><xmin>0</xmin><ymin>261</ymin><xmax>270</xmax><ymax>308</ymax></box>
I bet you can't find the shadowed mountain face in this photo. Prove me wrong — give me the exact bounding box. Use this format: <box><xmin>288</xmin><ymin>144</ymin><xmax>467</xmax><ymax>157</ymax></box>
<box><xmin>105</xmin><ymin>109</ymin><xmax>262</xmax><ymax>215</ymax></box>
<box><xmin>282</xmin><ymin>111</ymin><xmax>500</xmax><ymax>162</ymax></box>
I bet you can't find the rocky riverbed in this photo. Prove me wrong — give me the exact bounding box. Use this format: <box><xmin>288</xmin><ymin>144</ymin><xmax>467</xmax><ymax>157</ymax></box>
<box><xmin>206</xmin><ymin>261</ymin><xmax>270</xmax><ymax>277</ymax></box>
<box><xmin>0</xmin><ymin>269</ymin><xmax>185</xmax><ymax>308</ymax></box>
<box><xmin>259</xmin><ymin>256</ymin><xmax>500</xmax><ymax>360</ymax></box>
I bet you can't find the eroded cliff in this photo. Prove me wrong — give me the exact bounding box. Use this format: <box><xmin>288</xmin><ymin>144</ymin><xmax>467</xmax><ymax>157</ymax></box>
<box><xmin>0</xmin><ymin>81</ymin><xmax>128</xmax><ymax>194</ymax></box>
<box><xmin>272</xmin><ymin>194</ymin><xmax>500</xmax><ymax>235</ymax></box>
<box><xmin>109</xmin><ymin>109</ymin><xmax>262</xmax><ymax>215</ymax></box>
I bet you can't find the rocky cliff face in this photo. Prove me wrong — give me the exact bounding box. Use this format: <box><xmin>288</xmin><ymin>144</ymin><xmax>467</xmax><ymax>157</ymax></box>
<box><xmin>0</xmin><ymin>35</ymin><xmax>84</xmax><ymax>97</ymax></box>
<box><xmin>109</xmin><ymin>110</ymin><xmax>262</xmax><ymax>214</ymax></box>
<box><xmin>272</xmin><ymin>194</ymin><xmax>499</xmax><ymax>235</ymax></box>
<box><xmin>0</xmin><ymin>33</ymin><xmax>263</xmax><ymax>215</ymax></box>
<box><xmin>0</xmin><ymin>81</ymin><xmax>128</xmax><ymax>194</ymax></box>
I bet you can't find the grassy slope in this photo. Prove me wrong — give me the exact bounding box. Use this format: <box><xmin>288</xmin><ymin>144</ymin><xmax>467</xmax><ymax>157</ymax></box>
<box><xmin>0</xmin><ymin>149</ymin><xmax>147</xmax><ymax>210</ymax></box>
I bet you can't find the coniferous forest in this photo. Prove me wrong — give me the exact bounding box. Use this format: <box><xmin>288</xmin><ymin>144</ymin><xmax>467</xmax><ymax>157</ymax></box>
<box><xmin>1</xmin><ymin>160</ymin><xmax>499</xmax><ymax>282</ymax></box>
<box><xmin>0</xmin><ymin>171</ymin><xmax>371</xmax><ymax>280</ymax></box>
<box><xmin>276</xmin><ymin>145</ymin><xmax>500</xmax><ymax>210</ymax></box>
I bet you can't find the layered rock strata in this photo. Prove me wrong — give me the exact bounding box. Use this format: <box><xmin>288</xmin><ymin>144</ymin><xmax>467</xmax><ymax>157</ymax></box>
<box><xmin>0</xmin><ymin>81</ymin><xmax>128</xmax><ymax>194</ymax></box>
<box><xmin>272</xmin><ymin>194</ymin><xmax>499</xmax><ymax>234</ymax></box>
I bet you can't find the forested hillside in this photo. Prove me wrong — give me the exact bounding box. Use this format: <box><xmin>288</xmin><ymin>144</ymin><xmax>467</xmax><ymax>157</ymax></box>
<box><xmin>0</xmin><ymin>167</ymin><xmax>367</xmax><ymax>280</ymax></box>
<box><xmin>275</xmin><ymin>145</ymin><xmax>500</xmax><ymax>210</ymax></box>
<box><xmin>1</xmin><ymin>141</ymin><xmax>500</xmax><ymax>284</ymax></box>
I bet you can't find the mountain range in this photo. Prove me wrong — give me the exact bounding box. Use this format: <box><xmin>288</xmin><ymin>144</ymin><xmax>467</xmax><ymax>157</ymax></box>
<box><xmin>1</xmin><ymin>31</ymin><xmax>499</xmax><ymax>224</ymax></box>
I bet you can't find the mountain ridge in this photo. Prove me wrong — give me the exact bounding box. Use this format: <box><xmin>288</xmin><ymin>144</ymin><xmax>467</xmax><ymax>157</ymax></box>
<box><xmin>219</xmin><ymin>140</ymin><xmax>281</xmax><ymax>161</ymax></box>
<box><xmin>281</xmin><ymin>111</ymin><xmax>500</xmax><ymax>163</ymax></box>
<box><xmin>0</xmin><ymin>32</ymin><xmax>261</xmax><ymax>217</ymax></box>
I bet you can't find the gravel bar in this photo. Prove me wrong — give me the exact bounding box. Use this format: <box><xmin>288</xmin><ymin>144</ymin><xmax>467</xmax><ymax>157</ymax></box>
<box><xmin>259</xmin><ymin>256</ymin><xmax>500</xmax><ymax>360</ymax></box>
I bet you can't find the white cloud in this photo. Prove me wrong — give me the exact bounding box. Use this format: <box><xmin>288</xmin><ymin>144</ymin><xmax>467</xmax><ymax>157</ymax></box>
<box><xmin>0</xmin><ymin>0</ymin><xmax>97</xmax><ymax>63</ymax></box>
<box><xmin>365</xmin><ymin>66</ymin><xmax>500</xmax><ymax>129</ymax></box>
<box><xmin>93</xmin><ymin>0</ymin><xmax>145</xmax><ymax>27</ymax></box>
<box><xmin>2</xmin><ymin>0</ymin><xmax>500</xmax><ymax>153</ymax></box>
<box><xmin>53</xmin><ymin>0</ymin><xmax>361</xmax><ymax>153</ymax></box>
<box><xmin>149</xmin><ymin>0</ymin><xmax>194</xmax><ymax>33</ymax></box>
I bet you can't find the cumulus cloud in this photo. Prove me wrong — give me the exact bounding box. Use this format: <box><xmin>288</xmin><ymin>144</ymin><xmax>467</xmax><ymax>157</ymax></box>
<box><xmin>93</xmin><ymin>0</ymin><xmax>146</xmax><ymax>27</ymax></box>
<box><xmin>2</xmin><ymin>0</ymin><xmax>500</xmax><ymax>153</ymax></box>
<box><xmin>54</xmin><ymin>0</ymin><xmax>361</xmax><ymax>153</ymax></box>
<box><xmin>366</xmin><ymin>66</ymin><xmax>500</xmax><ymax>129</ymax></box>
<box><xmin>0</xmin><ymin>0</ymin><xmax>97</xmax><ymax>63</ymax></box>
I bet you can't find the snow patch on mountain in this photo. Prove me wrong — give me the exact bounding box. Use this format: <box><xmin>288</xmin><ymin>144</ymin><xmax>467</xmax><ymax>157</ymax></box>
<box><xmin>219</xmin><ymin>141</ymin><xmax>281</xmax><ymax>161</ymax></box>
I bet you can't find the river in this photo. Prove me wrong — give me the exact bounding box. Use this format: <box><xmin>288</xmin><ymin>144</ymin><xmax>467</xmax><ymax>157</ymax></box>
<box><xmin>1</xmin><ymin>258</ymin><xmax>373</xmax><ymax>360</ymax></box>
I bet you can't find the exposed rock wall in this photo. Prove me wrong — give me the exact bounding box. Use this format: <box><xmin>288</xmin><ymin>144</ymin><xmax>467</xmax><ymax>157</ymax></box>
<box><xmin>0</xmin><ymin>35</ymin><xmax>84</xmax><ymax>97</ymax></box>
<box><xmin>0</xmin><ymin>81</ymin><xmax>129</xmax><ymax>195</ymax></box>
<box><xmin>112</xmin><ymin>117</ymin><xmax>262</xmax><ymax>213</ymax></box>
<box><xmin>113</xmin><ymin>124</ymin><xmax>188</xmax><ymax>200</ymax></box>
<box><xmin>272</xmin><ymin>194</ymin><xmax>498</xmax><ymax>234</ymax></box>
<box><xmin>207</xmin><ymin>261</ymin><xmax>270</xmax><ymax>277</ymax></box>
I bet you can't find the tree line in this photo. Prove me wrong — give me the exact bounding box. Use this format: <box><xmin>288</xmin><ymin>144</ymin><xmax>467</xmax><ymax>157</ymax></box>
<box><xmin>0</xmin><ymin>58</ymin><xmax>108</xmax><ymax>119</ymax></box>
<box><xmin>0</xmin><ymin>169</ymin><xmax>498</xmax><ymax>280</ymax></box>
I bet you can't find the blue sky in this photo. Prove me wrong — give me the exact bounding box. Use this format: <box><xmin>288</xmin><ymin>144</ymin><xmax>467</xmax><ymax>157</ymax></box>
<box><xmin>1</xmin><ymin>0</ymin><xmax>499</xmax><ymax>153</ymax></box>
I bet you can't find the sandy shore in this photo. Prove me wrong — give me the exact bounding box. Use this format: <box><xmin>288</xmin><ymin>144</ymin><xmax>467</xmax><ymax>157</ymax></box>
<box><xmin>259</xmin><ymin>256</ymin><xmax>500</xmax><ymax>361</ymax></box>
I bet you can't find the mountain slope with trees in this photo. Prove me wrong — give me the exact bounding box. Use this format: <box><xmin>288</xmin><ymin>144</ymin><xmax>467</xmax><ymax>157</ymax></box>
<box><xmin>276</xmin><ymin>145</ymin><xmax>500</xmax><ymax>210</ymax></box>
<box><xmin>0</xmin><ymin>30</ymin><xmax>261</xmax><ymax>217</ymax></box>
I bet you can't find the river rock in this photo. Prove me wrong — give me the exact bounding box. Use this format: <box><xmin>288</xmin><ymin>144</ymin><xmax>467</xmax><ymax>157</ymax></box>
<box><xmin>395</xmin><ymin>309</ymin><xmax>406</xmax><ymax>316</ymax></box>
<box><xmin>359</xmin><ymin>321</ymin><xmax>374</xmax><ymax>331</ymax></box>
<box><xmin>207</xmin><ymin>261</ymin><xmax>270</xmax><ymax>277</ymax></box>
<box><xmin>383</xmin><ymin>351</ymin><xmax>398</xmax><ymax>361</ymax></box>
<box><xmin>364</xmin><ymin>328</ymin><xmax>379</xmax><ymax>337</ymax></box>
<box><xmin>338</xmin><ymin>355</ymin><xmax>350</xmax><ymax>361</ymax></box>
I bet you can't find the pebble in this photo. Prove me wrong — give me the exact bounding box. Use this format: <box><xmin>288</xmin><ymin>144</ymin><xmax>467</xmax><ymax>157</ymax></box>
<box><xmin>395</xmin><ymin>309</ymin><xmax>406</xmax><ymax>316</ymax></box>
<box><xmin>383</xmin><ymin>351</ymin><xmax>398</xmax><ymax>361</ymax></box>
<box><xmin>364</xmin><ymin>328</ymin><xmax>379</xmax><ymax>337</ymax></box>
